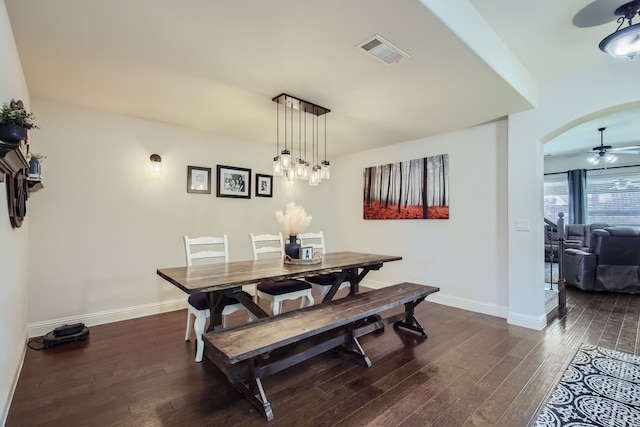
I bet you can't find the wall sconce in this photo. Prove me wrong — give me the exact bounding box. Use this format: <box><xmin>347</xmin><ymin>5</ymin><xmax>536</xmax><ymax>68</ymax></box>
<box><xmin>150</xmin><ymin>154</ymin><xmax>162</xmax><ymax>174</ymax></box>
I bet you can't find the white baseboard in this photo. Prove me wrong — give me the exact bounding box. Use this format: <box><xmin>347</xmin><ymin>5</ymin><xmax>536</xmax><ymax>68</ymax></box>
<box><xmin>362</xmin><ymin>279</ymin><xmax>546</xmax><ymax>330</ymax></box>
<box><xmin>507</xmin><ymin>310</ymin><xmax>547</xmax><ymax>330</ymax></box>
<box><xmin>427</xmin><ymin>293</ymin><xmax>508</xmax><ymax>319</ymax></box>
<box><xmin>2</xmin><ymin>333</ymin><xmax>26</xmax><ymax>427</ymax></box>
<box><xmin>362</xmin><ymin>279</ymin><xmax>508</xmax><ymax>318</ymax></box>
<box><xmin>27</xmin><ymin>298</ymin><xmax>187</xmax><ymax>338</ymax></box>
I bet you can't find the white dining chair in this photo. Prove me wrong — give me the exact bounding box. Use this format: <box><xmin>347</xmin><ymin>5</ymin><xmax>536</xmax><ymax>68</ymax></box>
<box><xmin>249</xmin><ymin>232</ymin><xmax>314</xmax><ymax>315</ymax></box>
<box><xmin>299</xmin><ymin>231</ymin><xmax>351</xmax><ymax>301</ymax></box>
<box><xmin>183</xmin><ymin>235</ymin><xmax>255</xmax><ymax>362</ymax></box>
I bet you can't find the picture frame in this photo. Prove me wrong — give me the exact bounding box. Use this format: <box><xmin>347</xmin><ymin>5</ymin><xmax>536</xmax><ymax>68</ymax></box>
<box><xmin>187</xmin><ymin>166</ymin><xmax>211</xmax><ymax>194</ymax></box>
<box><xmin>217</xmin><ymin>165</ymin><xmax>251</xmax><ymax>199</ymax></box>
<box><xmin>300</xmin><ymin>246</ymin><xmax>314</xmax><ymax>260</ymax></box>
<box><xmin>255</xmin><ymin>173</ymin><xmax>273</xmax><ymax>197</ymax></box>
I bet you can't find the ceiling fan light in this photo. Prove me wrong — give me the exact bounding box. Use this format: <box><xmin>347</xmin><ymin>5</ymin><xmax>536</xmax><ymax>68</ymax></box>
<box><xmin>605</xmin><ymin>153</ymin><xmax>618</xmax><ymax>163</ymax></box>
<box><xmin>600</xmin><ymin>23</ymin><xmax>640</xmax><ymax>59</ymax></box>
<box><xmin>587</xmin><ymin>155</ymin><xmax>600</xmax><ymax>165</ymax></box>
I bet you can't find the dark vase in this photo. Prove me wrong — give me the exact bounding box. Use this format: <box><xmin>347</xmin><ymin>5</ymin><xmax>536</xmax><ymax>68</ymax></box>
<box><xmin>0</xmin><ymin>124</ymin><xmax>27</xmax><ymax>143</ymax></box>
<box><xmin>284</xmin><ymin>235</ymin><xmax>301</xmax><ymax>259</ymax></box>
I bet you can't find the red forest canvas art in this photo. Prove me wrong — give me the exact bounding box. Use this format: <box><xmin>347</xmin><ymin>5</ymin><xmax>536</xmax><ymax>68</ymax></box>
<box><xmin>363</xmin><ymin>154</ymin><xmax>449</xmax><ymax>220</ymax></box>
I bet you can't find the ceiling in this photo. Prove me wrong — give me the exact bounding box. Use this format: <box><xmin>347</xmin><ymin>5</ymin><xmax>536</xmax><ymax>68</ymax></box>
<box><xmin>4</xmin><ymin>0</ymin><xmax>638</xmax><ymax>159</ymax></box>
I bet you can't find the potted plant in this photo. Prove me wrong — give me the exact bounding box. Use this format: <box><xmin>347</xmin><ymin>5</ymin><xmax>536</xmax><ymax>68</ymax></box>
<box><xmin>275</xmin><ymin>202</ymin><xmax>313</xmax><ymax>259</ymax></box>
<box><xmin>0</xmin><ymin>99</ymin><xmax>39</xmax><ymax>143</ymax></box>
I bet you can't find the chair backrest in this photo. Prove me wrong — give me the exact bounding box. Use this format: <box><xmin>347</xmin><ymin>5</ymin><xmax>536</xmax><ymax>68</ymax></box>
<box><xmin>249</xmin><ymin>233</ymin><xmax>284</xmax><ymax>260</ymax></box>
<box><xmin>183</xmin><ymin>235</ymin><xmax>229</xmax><ymax>266</ymax></box>
<box><xmin>299</xmin><ymin>231</ymin><xmax>326</xmax><ymax>255</ymax></box>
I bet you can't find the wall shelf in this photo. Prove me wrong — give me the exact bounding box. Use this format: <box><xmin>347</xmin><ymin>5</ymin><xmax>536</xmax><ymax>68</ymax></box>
<box><xmin>0</xmin><ymin>141</ymin><xmax>29</xmax><ymax>182</ymax></box>
<box><xmin>27</xmin><ymin>178</ymin><xmax>44</xmax><ymax>193</ymax></box>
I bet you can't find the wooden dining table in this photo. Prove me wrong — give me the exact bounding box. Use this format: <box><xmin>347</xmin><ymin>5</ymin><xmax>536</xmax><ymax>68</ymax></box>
<box><xmin>157</xmin><ymin>251</ymin><xmax>402</xmax><ymax>331</ymax></box>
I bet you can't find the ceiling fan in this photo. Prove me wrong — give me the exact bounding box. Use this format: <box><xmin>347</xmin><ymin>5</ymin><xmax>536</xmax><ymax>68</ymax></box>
<box><xmin>586</xmin><ymin>127</ymin><xmax>640</xmax><ymax>166</ymax></box>
<box><xmin>573</xmin><ymin>0</ymin><xmax>640</xmax><ymax>59</ymax></box>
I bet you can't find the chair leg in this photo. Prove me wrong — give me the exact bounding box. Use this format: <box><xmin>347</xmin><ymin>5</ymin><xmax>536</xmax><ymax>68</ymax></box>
<box><xmin>194</xmin><ymin>311</ymin><xmax>207</xmax><ymax>363</ymax></box>
<box><xmin>185</xmin><ymin>309</ymin><xmax>193</xmax><ymax>341</ymax></box>
<box><xmin>303</xmin><ymin>293</ymin><xmax>314</xmax><ymax>308</ymax></box>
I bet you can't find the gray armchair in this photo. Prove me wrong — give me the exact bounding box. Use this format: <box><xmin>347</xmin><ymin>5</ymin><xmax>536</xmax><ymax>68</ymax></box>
<box><xmin>563</xmin><ymin>227</ymin><xmax>640</xmax><ymax>293</ymax></box>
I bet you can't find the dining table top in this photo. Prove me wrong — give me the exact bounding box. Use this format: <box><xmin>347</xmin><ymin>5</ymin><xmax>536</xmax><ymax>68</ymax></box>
<box><xmin>157</xmin><ymin>251</ymin><xmax>402</xmax><ymax>294</ymax></box>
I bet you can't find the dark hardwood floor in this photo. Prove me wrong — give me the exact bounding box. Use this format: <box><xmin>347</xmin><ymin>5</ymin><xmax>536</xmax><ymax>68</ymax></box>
<box><xmin>7</xmin><ymin>287</ymin><xmax>640</xmax><ymax>426</ymax></box>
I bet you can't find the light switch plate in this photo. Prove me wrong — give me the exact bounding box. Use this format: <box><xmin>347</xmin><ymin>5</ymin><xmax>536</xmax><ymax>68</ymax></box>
<box><xmin>516</xmin><ymin>219</ymin><xmax>530</xmax><ymax>231</ymax></box>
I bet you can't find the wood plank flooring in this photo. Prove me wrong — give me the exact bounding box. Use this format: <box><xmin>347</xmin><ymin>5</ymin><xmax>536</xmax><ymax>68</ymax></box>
<box><xmin>7</xmin><ymin>287</ymin><xmax>640</xmax><ymax>426</ymax></box>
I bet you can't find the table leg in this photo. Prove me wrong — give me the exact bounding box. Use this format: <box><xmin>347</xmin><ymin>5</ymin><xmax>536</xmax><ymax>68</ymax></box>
<box><xmin>206</xmin><ymin>289</ymin><xmax>270</xmax><ymax>332</ymax></box>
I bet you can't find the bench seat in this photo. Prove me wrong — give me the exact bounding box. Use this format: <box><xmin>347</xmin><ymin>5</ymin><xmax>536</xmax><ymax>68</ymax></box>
<box><xmin>203</xmin><ymin>281</ymin><xmax>439</xmax><ymax>421</ymax></box>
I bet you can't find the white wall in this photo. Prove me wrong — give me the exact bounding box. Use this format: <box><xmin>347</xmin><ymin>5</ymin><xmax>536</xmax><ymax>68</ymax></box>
<box><xmin>26</xmin><ymin>99</ymin><xmax>337</xmax><ymax>335</ymax></box>
<box><xmin>507</xmin><ymin>60</ymin><xmax>640</xmax><ymax>328</ymax></box>
<box><xmin>0</xmin><ymin>1</ymin><xmax>30</xmax><ymax>424</ymax></box>
<box><xmin>335</xmin><ymin>120</ymin><xmax>510</xmax><ymax>318</ymax></box>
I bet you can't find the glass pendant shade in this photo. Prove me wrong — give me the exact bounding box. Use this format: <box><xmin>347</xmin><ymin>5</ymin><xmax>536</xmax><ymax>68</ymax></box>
<box><xmin>150</xmin><ymin>154</ymin><xmax>162</xmax><ymax>174</ymax></box>
<box><xmin>309</xmin><ymin>166</ymin><xmax>320</xmax><ymax>186</ymax></box>
<box><xmin>301</xmin><ymin>162</ymin><xmax>310</xmax><ymax>180</ymax></box>
<box><xmin>600</xmin><ymin>23</ymin><xmax>640</xmax><ymax>59</ymax></box>
<box><xmin>321</xmin><ymin>160</ymin><xmax>330</xmax><ymax>180</ymax></box>
<box><xmin>295</xmin><ymin>159</ymin><xmax>305</xmax><ymax>178</ymax></box>
<box><xmin>280</xmin><ymin>149</ymin><xmax>291</xmax><ymax>170</ymax></box>
<box><xmin>286</xmin><ymin>168</ymin><xmax>296</xmax><ymax>186</ymax></box>
<box><xmin>605</xmin><ymin>153</ymin><xmax>618</xmax><ymax>163</ymax></box>
<box><xmin>273</xmin><ymin>156</ymin><xmax>283</xmax><ymax>176</ymax></box>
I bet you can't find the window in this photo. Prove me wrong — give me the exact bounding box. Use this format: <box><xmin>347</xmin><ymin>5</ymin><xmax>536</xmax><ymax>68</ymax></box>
<box><xmin>544</xmin><ymin>174</ymin><xmax>570</xmax><ymax>223</ymax></box>
<box><xmin>586</xmin><ymin>170</ymin><xmax>640</xmax><ymax>227</ymax></box>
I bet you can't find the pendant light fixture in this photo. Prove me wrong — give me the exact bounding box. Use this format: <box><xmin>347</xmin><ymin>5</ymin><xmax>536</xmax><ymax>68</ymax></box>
<box><xmin>272</xmin><ymin>102</ymin><xmax>283</xmax><ymax>176</ymax></box>
<box><xmin>272</xmin><ymin>93</ymin><xmax>330</xmax><ymax>187</ymax></box>
<box><xmin>599</xmin><ymin>0</ymin><xmax>640</xmax><ymax>59</ymax></box>
<box><xmin>321</xmin><ymin>113</ymin><xmax>330</xmax><ymax>180</ymax></box>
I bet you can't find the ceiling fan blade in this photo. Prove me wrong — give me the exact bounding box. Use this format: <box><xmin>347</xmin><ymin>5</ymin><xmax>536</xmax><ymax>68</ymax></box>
<box><xmin>611</xmin><ymin>145</ymin><xmax>640</xmax><ymax>151</ymax></box>
<box><xmin>613</xmin><ymin>150</ymin><xmax>640</xmax><ymax>154</ymax></box>
<box><xmin>572</xmin><ymin>0</ymin><xmax>627</xmax><ymax>28</ymax></box>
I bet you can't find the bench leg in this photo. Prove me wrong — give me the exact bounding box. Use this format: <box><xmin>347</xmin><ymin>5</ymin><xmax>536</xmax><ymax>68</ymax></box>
<box><xmin>393</xmin><ymin>299</ymin><xmax>427</xmax><ymax>338</ymax></box>
<box><xmin>335</xmin><ymin>324</ymin><xmax>372</xmax><ymax>367</ymax></box>
<box><xmin>234</xmin><ymin>360</ymin><xmax>274</xmax><ymax>421</ymax></box>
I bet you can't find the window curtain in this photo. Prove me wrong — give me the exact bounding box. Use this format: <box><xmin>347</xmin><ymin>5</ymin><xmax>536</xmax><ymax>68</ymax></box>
<box><xmin>568</xmin><ymin>169</ymin><xmax>587</xmax><ymax>224</ymax></box>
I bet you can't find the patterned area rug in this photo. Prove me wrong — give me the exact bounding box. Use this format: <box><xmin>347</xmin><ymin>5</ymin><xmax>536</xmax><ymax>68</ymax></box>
<box><xmin>533</xmin><ymin>343</ymin><xmax>640</xmax><ymax>426</ymax></box>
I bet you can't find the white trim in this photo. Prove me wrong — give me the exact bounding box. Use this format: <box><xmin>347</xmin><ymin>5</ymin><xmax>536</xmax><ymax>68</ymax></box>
<box><xmin>427</xmin><ymin>293</ymin><xmax>508</xmax><ymax>319</ymax></box>
<box><xmin>361</xmin><ymin>279</ymin><xmax>512</xmax><ymax>321</ymax></box>
<box><xmin>2</xmin><ymin>335</ymin><xmax>26</xmax><ymax>427</ymax></box>
<box><xmin>507</xmin><ymin>310</ymin><xmax>547</xmax><ymax>330</ymax></box>
<box><xmin>27</xmin><ymin>298</ymin><xmax>187</xmax><ymax>338</ymax></box>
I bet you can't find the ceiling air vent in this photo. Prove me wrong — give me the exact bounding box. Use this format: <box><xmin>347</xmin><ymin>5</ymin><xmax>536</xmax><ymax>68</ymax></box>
<box><xmin>357</xmin><ymin>34</ymin><xmax>410</xmax><ymax>64</ymax></box>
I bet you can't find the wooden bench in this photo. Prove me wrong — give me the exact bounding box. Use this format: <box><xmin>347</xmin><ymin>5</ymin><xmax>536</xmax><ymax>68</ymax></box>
<box><xmin>203</xmin><ymin>282</ymin><xmax>439</xmax><ymax>421</ymax></box>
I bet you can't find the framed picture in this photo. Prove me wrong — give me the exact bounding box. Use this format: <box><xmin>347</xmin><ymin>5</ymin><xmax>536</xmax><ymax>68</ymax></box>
<box><xmin>217</xmin><ymin>165</ymin><xmax>251</xmax><ymax>198</ymax></box>
<box><xmin>187</xmin><ymin>166</ymin><xmax>211</xmax><ymax>194</ymax></box>
<box><xmin>255</xmin><ymin>173</ymin><xmax>273</xmax><ymax>197</ymax></box>
<box><xmin>300</xmin><ymin>246</ymin><xmax>314</xmax><ymax>260</ymax></box>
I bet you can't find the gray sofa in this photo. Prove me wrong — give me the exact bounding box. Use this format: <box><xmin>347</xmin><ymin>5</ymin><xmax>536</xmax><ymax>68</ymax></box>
<box><xmin>563</xmin><ymin>227</ymin><xmax>640</xmax><ymax>293</ymax></box>
<box><xmin>544</xmin><ymin>222</ymin><xmax>609</xmax><ymax>260</ymax></box>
